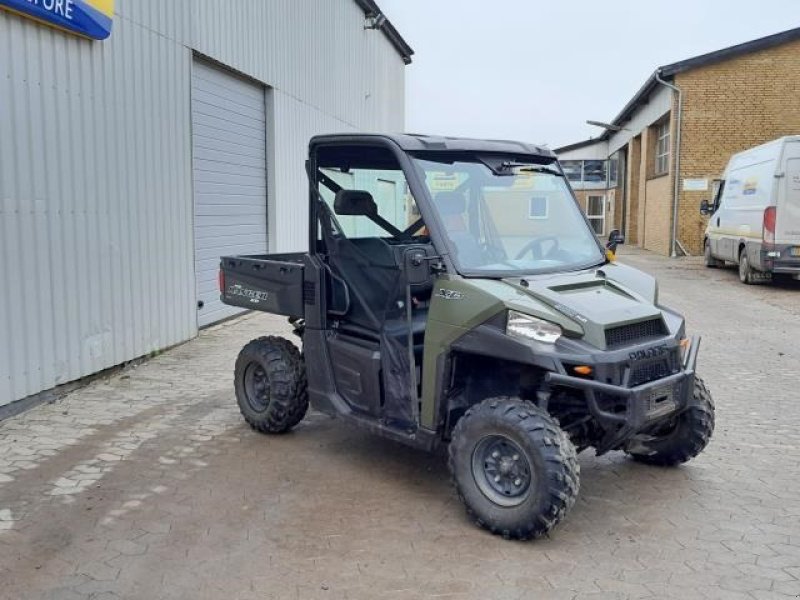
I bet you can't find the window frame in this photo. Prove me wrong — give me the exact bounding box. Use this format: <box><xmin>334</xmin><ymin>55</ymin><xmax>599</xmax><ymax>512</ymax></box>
<box><xmin>654</xmin><ymin>119</ymin><xmax>671</xmax><ymax>176</ymax></box>
<box><xmin>608</xmin><ymin>155</ymin><xmax>619</xmax><ymax>188</ymax></box>
<box><xmin>317</xmin><ymin>166</ymin><xmax>420</xmax><ymax>240</ymax></box>
<box><xmin>561</xmin><ymin>160</ymin><xmax>583</xmax><ymax>182</ymax></box>
<box><xmin>585</xmin><ymin>194</ymin><xmax>606</xmax><ymax>236</ymax></box>
<box><xmin>582</xmin><ymin>159</ymin><xmax>607</xmax><ymax>183</ymax></box>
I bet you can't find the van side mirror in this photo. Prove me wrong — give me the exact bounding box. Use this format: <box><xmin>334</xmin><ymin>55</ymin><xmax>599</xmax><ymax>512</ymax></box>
<box><xmin>606</xmin><ymin>229</ymin><xmax>624</xmax><ymax>253</ymax></box>
<box><xmin>699</xmin><ymin>199</ymin><xmax>711</xmax><ymax>215</ymax></box>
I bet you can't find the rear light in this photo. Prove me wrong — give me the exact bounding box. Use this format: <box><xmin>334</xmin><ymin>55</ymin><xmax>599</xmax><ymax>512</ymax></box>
<box><xmin>218</xmin><ymin>269</ymin><xmax>225</xmax><ymax>294</ymax></box>
<box><xmin>763</xmin><ymin>206</ymin><xmax>776</xmax><ymax>243</ymax></box>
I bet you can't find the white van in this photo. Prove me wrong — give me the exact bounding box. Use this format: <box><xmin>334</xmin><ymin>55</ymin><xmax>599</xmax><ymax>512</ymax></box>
<box><xmin>702</xmin><ymin>136</ymin><xmax>800</xmax><ymax>283</ymax></box>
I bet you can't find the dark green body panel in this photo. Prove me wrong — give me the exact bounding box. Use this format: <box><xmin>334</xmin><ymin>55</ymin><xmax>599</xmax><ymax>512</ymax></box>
<box><xmin>420</xmin><ymin>263</ymin><xmax>662</xmax><ymax>429</ymax></box>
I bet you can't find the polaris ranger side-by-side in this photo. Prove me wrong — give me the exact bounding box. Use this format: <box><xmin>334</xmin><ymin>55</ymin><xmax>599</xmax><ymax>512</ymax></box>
<box><xmin>220</xmin><ymin>134</ymin><xmax>714</xmax><ymax>540</ymax></box>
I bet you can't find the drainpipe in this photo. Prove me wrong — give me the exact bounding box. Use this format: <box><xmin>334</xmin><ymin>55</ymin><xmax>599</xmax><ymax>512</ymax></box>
<box><xmin>654</xmin><ymin>70</ymin><xmax>685</xmax><ymax>257</ymax></box>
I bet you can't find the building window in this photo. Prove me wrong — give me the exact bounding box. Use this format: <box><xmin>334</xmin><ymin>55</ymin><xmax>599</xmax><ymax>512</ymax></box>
<box><xmin>608</xmin><ymin>156</ymin><xmax>618</xmax><ymax>188</ymax></box>
<box><xmin>559</xmin><ymin>159</ymin><xmax>610</xmax><ymax>185</ymax></box>
<box><xmin>582</xmin><ymin>160</ymin><xmax>607</xmax><ymax>182</ymax></box>
<box><xmin>654</xmin><ymin>119</ymin><xmax>670</xmax><ymax>176</ymax></box>
<box><xmin>528</xmin><ymin>196</ymin><xmax>548</xmax><ymax>219</ymax></box>
<box><xmin>561</xmin><ymin>160</ymin><xmax>582</xmax><ymax>182</ymax></box>
<box><xmin>586</xmin><ymin>195</ymin><xmax>605</xmax><ymax>235</ymax></box>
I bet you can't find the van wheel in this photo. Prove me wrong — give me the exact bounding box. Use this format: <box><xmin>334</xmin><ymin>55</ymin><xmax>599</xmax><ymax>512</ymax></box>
<box><xmin>234</xmin><ymin>336</ymin><xmax>308</xmax><ymax>433</ymax></box>
<box><xmin>704</xmin><ymin>241</ymin><xmax>723</xmax><ymax>268</ymax></box>
<box><xmin>448</xmin><ymin>397</ymin><xmax>579</xmax><ymax>540</ymax></box>
<box><xmin>738</xmin><ymin>248</ymin><xmax>756</xmax><ymax>284</ymax></box>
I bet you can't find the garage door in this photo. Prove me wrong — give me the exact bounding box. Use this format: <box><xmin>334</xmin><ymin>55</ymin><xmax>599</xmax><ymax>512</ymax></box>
<box><xmin>192</xmin><ymin>60</ymin><xmax>268</xmax><ymax>327</ymax></box>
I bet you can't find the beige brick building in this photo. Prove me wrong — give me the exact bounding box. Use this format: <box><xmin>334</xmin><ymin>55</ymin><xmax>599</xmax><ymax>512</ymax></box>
<box><xmin>556</xmin><ymin>27</ymin><xmax>800</xmax><ymax>256</ymax></box>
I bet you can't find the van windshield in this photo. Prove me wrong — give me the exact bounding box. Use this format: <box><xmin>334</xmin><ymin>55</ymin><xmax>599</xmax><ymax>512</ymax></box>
<box><xmin>412</xmin><ymin>153</ymin><xmax>605</xmax><ymax>276</ymax></box>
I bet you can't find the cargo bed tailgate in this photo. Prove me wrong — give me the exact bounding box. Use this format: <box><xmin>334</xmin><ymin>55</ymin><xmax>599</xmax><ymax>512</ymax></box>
<box><xmin>220</xmin><ymin>253</ymin><xmax>305</xmax><ymax>318</ymax></box>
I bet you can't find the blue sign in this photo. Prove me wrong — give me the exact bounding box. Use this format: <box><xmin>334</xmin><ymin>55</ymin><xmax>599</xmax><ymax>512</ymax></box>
<box><xmin>0</xmin><ymin>0</ymin><xmax>113</xmax><ymax>40</ymax></box>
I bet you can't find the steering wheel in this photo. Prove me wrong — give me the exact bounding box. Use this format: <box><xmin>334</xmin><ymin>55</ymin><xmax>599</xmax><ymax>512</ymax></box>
<box><xmin>515</xmin><ymin>236</ymin><xmax>560</xmax><ymax>260</ymax></box>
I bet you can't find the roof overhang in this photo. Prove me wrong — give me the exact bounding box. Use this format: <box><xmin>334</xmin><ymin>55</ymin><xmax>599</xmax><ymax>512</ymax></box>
<box><xmin>562</xmin><ymin>26</ymin><xmax>800</xmax><ymax>147</ymax></box>
<box><xmin>353</xmin><ymin>0</ymin><xmax>414</xmax><ymax>64</ymax></box>
<box><xmin>553</xmin><ymin>138</ymin><xmax>606</xmax><ymax>154</ymax></box>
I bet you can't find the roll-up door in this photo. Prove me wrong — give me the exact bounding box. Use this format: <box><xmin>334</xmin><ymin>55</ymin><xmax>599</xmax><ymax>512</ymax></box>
<box><xmin>192</xmin><ymin>59</ymin><xmax>267</xmax><ymax>326</ymax></box>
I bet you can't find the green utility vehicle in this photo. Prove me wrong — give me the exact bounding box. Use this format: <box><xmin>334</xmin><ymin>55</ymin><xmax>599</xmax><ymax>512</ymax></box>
<box><xmin>220</xmin><ymin>134</ymin><xmax>715</xmax><ymax>539</ymax></box>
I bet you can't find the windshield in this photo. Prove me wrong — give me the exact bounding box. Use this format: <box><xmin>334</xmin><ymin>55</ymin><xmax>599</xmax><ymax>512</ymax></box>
<box><xmin>412</xmin><ymin>154</ymin><xmax>605</xmax><ymax>276</ymax></box>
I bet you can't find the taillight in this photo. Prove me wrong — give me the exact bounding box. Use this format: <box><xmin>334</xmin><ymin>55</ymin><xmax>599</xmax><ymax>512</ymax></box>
<box><xmin>763</xmin><ymin>206</ymin><xmax>776</xmax><ymax>243</ymax></box>
<box><xmin>218</xmin><ymin>269</ymin><xmax>225</xmax><ymax>294</ymax></box>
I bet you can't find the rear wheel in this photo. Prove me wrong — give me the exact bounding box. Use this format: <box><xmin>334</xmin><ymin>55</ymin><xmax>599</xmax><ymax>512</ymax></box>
<box><xmin>626</xmin><ymin>377</ymin><xmax>715</xmax><ymax>466</ymax></box>
<box><xmin>738</xmin><ymin>247</ymin><xmax>763</xmax><ymax>284</ymax></box>
<box><xmin>448</xmin><ymin>397</ymin><xmax>579</xmax><ymax>540</ymax></box>
<box><xmin>234</xmin><ymin>336</ymin><xmax>308</xmax><ymax>433</ymax></box>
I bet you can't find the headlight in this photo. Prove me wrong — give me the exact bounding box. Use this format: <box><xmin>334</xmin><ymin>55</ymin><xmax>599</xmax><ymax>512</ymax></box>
<box><xmin>506</xmin><ymin>311</ymin><xmax>562</xmax><ymax>344</ymax></box>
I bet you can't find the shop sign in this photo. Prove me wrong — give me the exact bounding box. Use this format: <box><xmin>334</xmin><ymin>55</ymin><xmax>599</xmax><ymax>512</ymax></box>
<box><xmin>0</xmin><ymin>0</ymin><xmax>113</xmax><ymax>40</ymax></box>
<box><xmin>682</xmin><ymin>178</ymin><xmax>709</xmax><ymax>192</ymax></box>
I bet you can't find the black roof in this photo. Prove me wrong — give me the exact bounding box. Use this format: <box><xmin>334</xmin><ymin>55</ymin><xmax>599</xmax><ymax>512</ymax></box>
<box><xmin>353</xmin><ymin>0</ymin><xmax>414</xmax><ymax>64</ymax></box>
<box><xmin>560</xmin><ymin>26</ymin><xmax>800</xmax><ymax>147</ymax></box>
<box><xmin>311</xmin><ymin>133</ymin><xmax>555</xmax><ymax>158</ymax></box>
<box><xmin>659</xmin><ymin>26</ymin><xmax>800</xmax><ymax>78</ymax></box>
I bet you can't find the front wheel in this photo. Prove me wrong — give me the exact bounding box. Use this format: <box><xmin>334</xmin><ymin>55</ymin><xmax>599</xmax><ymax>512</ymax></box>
<box><xmin>234</xmin><ymin>336</ymin><xmax>308</xmax><ymax>434</ymax></box>
<box><xmin>448</xmin><ymin>397</ymin><xmax>579</xmax><ymax>540</ymax></box>
<box><xmin>704</xmin><ymin>241</ymin><xmax>723</xmax><ymax>268</ymax></box>
<box><xmin>626</xmin><ymin>376</ymin><xmax>715</xmax><ymax>466</ymax></box>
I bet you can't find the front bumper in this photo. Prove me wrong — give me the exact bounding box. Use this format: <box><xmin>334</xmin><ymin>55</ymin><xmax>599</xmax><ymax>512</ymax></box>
<box><xmin>544</xmin><ymin>336</ymin><xmax>701</xmax><ymax>454</ymax></box>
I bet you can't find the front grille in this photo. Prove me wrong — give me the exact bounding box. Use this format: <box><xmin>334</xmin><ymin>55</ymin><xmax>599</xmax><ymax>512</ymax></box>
<box><xmin>605</xmin><ymin>319</ymin><xmax>667</xmax><ymax>348</ymax></box>
<box><xmin>629</xmin><ymin>360</ymin><xmax>671</xmax><ymax>387</ymax></box>
<box><xmin>627</xmin><ymin>347</ymin><xmax>680</xmax><ymax>387</ymax></box>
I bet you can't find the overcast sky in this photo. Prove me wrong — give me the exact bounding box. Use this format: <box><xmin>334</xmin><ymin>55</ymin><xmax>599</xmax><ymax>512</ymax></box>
<box><xmin>377</xmin><ymin>0</ymin><xmax>798</xmax><ymax>148</ymax></box>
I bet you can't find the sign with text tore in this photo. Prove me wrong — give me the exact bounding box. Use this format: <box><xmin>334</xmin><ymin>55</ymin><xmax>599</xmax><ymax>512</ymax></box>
<box><xmin>0</xmin><ymin>0</ymin><xmax>113</xmax><ymax>40</ymax></box>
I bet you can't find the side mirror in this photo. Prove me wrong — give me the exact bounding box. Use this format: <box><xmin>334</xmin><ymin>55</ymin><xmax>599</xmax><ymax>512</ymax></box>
<box><xmin>404</xmin><ymin>248</ymin><xmax>434</xmax><ymax>286</ymax></box>
<box><xmin>699</xmin><ymin>199</ymin><xmax>711</xmax><ymax>215</ymax></box>
<box><xmin>606</xmin><ymin>229</ymin><xmax>624</xmax><ymax>252</ymax></box>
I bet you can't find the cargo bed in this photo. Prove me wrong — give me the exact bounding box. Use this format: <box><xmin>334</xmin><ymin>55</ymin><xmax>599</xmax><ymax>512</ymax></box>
<box><xmin>219</xmin><ymin>252</ymin><xmax>306</xmax><ymax>318</ymax></box>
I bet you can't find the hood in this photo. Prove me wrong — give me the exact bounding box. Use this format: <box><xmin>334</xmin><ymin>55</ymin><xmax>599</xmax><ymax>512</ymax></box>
<box><xmin>500</xmin><ymin>264</ymin><xmax>667</xmax><ymax>349</ymax></box>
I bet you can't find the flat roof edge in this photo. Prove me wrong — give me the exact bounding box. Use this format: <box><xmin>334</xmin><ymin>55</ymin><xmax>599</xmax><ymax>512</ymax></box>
<box><xmin>608</xmin><ymin>26</ymin><xmax>800</xmax><ymax>132</ymax></box>
<box><xmin>353</xmin><ymin>0</ymin><xmax>414</xmax><ymax>64</ymax></box>
<box><xmin>553</xmin><ymin>138</ymin><xmax>606</xmax><ymax>154</ymax></box>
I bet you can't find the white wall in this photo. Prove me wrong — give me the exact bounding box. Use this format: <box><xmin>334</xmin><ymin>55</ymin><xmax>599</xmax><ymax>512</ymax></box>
<box><xmin>608</xmin><ymin>85</ymin><xmax>672</xmax><ymax>154</ymax></box>
<box><xmin>556</xmin><ymin>140</ymin><xmax>609</xmax><ymax>161</ymax></box>
<box><xmin>0</xmin><ymin>0</ymin><xmax>406</xmax><ymax>405</ymax></box>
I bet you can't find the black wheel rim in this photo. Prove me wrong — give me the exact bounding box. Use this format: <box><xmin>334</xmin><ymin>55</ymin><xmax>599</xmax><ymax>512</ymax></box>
<box><xmin>471</xmin><ymin>435</ymin><xmax>532</xmax><ymax>507</ymax></box>
<box><xmin>243</xmin><ymin>362</ymin><xmax>270</xmax><ymax>413</ymax></box>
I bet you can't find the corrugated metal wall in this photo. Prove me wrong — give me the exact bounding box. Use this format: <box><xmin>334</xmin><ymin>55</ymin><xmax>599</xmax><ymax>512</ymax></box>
<box><xmin>0</xmin><ymin>0</ymin><xmax>406</xmax><ymax>405</ymax></box>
